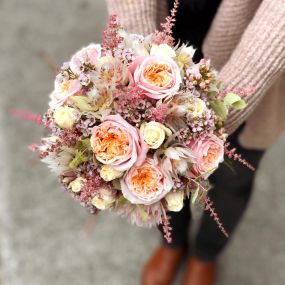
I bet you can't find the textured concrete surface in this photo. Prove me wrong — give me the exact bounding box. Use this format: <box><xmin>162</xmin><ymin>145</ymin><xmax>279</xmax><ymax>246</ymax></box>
<box><xmin>1</xmin><ymin>1</ymin><xmax>285</xmax><ymax>284</ymax></box>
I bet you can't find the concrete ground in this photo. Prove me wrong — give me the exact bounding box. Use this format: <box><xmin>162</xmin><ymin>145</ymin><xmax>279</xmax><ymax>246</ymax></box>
<box><xmin>1</xmin><ymin>0</ymin><xmax>285</xmax><ymax>284</ymax></box>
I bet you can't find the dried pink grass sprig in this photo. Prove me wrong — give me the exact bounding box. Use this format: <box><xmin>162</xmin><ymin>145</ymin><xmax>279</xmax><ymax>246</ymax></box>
<box><xmin>161</xmin><ymin>216</ymin><xmax>173</xmax><ymax>243</ymax></box>
<box><xmin>10</xmin><ymin>108</ymin><xmax>43</xmax><ymax>126</ymax></box>
<box><xmin>218</xmin><ymin>87</ymin><xmax>256</xmax><ymax>100</ymax></box>
<box><xmin>203</xmin><ymin>196</ymin><xmax>229</xmax><ymax>238</ymax></box>
<box><xmin>225</xmin><ymin>143</ymin><xmax>256</xmax><ymax>171</ymax></box>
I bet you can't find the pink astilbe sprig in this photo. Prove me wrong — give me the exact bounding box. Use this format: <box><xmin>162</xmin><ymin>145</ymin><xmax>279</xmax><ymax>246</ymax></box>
<box><xmin>203</xmin><ymin>196</ymin><xmax>229</xmax><ymax>238</ymax></box>
<box><xmin>102</xmin><ymin>14</ymin><xmax>124</xmax><ymax>54</ymax></box>
<box><xmin>225</xmin><ymin>143</ymin><xmax>256</xmax><ymax>171</ymax></box>
<box><xmin>153</xmin><ymin>0</ymin><xmax>180</xmax><ymax>46</ymax></box>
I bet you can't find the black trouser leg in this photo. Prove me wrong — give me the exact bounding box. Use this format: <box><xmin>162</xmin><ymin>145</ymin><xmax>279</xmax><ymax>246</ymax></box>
<box><xmin>158</xmin><ymin>199</ymin><xmax>191</xmax><ymax>249</ymax></box>
<box><xmin>194</xmin><ymin>136</ymin><xmax>264</xmax><ymax>261</ymax></box>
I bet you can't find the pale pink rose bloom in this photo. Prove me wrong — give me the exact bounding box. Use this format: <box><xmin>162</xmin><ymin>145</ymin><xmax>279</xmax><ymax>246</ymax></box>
<box><xmin>70</xmin><ymin>44</ymin><xmax>101</xmax><ymax>74</ymax></box>
<box><xmin>129</xmin><ymin>55</ymin><xmax>182</xmax><ymax>99</ymax></box>
<box><xmin>121</xmin><ymin>158</ymin><xmax>173</xmax><ymax>205</ymax></box>
<box><xmin>49</xmin><ymin>79</ymin><xmax>81</xmax><ymax>109</ymax></box>
<box><xmin>188</xmin><ymin>135</ymin><xmax>224</xmax><ymax>179</ymax></box>
<box><xmin>91</xmin><ymin>115</ymin><xmax>148</xmax><ymax>172</ymax></box>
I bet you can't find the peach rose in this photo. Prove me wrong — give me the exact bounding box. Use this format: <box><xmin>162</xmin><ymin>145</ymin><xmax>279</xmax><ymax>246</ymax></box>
<box><xmin>91</xmin><ymin>115</ymin><xmax>148</xmax><ymax>172</ymax></box>
<box><xmin>188</xmin><ymin>135</ymin><xmax>224</xmax><ymax>179</ymax></box>
<box><xmin>121</xmin><ymin>158</ymin><xmax>173</xmax><ymax>205</ymax></box>
<box><xmin>130</xmin><ymin>55</ymin><xmax>181</xmax><ymax>99</ymax></box>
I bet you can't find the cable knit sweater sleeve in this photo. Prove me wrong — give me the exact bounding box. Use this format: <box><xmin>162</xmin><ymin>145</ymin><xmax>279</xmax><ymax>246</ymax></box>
<box><xmin>210</xmin><ymin>0</ymin><xmax>285</xmax><ymax>134</ymax></box>
<box><xmin>105</xmin><ymin>0</ymin><xmax>158</xmax><ymax>35</ymax></box>
<box><xmin>203</xmin><ymin>0</ymin><xmax>261</xmax><ymax>70</ymax></box>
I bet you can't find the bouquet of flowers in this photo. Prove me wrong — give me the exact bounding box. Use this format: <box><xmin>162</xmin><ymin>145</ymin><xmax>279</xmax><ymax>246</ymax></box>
<box><xmin>26</xmin><ymin>2</ymin><xmax>254</xmax><ymax>241</ymax></box>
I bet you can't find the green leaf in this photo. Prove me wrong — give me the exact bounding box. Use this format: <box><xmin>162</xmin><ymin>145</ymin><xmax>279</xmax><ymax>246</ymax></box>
<box><xmin>210</xmin><ymin>100</ymin><xmax>228</xmax><ymax>120</ymax></box>
<box><xmin>232</xmin><ymin>99</ymin><xmax>246</xmax><ymax>109</ymax></box>
<box><xmin>224</xmin><ymin>93</ymin><xmax>247</xmax><ymax>110</ymax></box>
<box><xmin>69</xmin><ymin>150</ymin><xmax>88</xmax><ymax>169</ymax></box>
<box><xmin>224</xmin><ymin>93</ymin><xmax>241</xmax><ymax>105</ymax></box>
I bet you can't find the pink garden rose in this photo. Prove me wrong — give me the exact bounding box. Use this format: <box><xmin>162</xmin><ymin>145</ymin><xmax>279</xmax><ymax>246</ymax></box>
<box><xmin>188</xmin><ymin>135</ymin><xmax>224</xmax><ymax>179</ymax></box>
<box><xmin>129</xmin><ymin>55</ymin><xmax>181</xmax><ymax>99</ymax></box>
<box><xmin>70</xmin><ymin>43</ymin><xmax>101</xmax><ymax>74</ymax></box>
<box><xmin>91</xmin><ymin>115</ymin><xmax>148</xmax><ymax>172</ymax></box>
<box><xmin>121</xmin><ymin>158</ymin><xmax>173</xmax><ymax>205</ymax></box>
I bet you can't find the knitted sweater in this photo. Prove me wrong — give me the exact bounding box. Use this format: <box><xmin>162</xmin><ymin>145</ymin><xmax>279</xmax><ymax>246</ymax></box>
<box><xmin>106</xmin><ymin>0</ymin><xmax>285</xmax><ymax>150</ymax></box>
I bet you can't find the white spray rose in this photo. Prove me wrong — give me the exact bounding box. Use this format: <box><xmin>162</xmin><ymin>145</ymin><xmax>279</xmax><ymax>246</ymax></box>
<box><xmin>165</xmin><ymin>191</ymin><xmax>184</xmax><ymax>212</ymax></box>
<box><xmin>91</xmin><ymin>187</ymin><xmax>116</xmax><ymax>210</ymax></box>
<box><xmin>100</xmin><ymin>165</ymin><xmax>123</xmax><ymax>182</ymax></box>
<box><xmin>69</xmin><ymin>177</ymin><xmax>86</xmax><ymax>193</ymax></box>
<box><xmin>53</xmin><ymin>106</ymin><xmax>80</xmax><ymax>129</ymax></box>
<box><xmin>140</xmin><ymin>121</ymin><xmax>172</xmax><ymax>149</ymax></box>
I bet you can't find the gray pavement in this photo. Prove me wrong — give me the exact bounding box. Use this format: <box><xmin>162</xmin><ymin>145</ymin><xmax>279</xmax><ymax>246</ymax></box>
<box><xmin>1</xmin><ymin>1</ymin><xmax>285</xmax><ymax>284</ymax></box>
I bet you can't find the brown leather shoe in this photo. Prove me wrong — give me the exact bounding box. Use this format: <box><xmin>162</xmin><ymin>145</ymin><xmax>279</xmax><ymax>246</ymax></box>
<box><xmin>141</xmin><ymin>245</ymin><xmax>185</xmax><ymax>285</ymax></box>
<box><xmin>181</xmin><ymin>257</ymin><xmax>215</xmax><ymax>285</ymax></box>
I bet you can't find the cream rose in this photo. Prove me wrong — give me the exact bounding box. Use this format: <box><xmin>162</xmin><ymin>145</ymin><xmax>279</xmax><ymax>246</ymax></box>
<box><xmin>91</xmin><ymin>187</ymin><xmax>116</xmax><ymax>210</ymax></box>
<box><xmin>69</xmin><ymin>177</ymin><xmax>86</xmax><ymax>193</ymax></box>
<box><xmin>140</xmin><ymin>121</ymin><xmax>172</xmax><ymax>149</ymax></box>
<box><xmin>53</xmin><ymin>106</ymin><xmax>80</xmax><ymax>129</ymax></box>
<box><xmin>165</xmin><ymin>191</ymin><xmax>184</xmax><ymax>212</ymax></box>
<box><xmin>100</xmin><ymin>165</ymin><xmax>123</xmax><ymax>182</ymax></box>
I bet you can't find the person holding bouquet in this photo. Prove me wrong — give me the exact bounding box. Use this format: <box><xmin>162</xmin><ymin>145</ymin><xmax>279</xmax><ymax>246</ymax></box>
<box><xmin>106</xmin><ymin>0</ymin><xmax>285</xmax><ymax>284</ymax></box>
